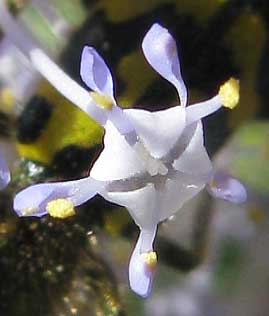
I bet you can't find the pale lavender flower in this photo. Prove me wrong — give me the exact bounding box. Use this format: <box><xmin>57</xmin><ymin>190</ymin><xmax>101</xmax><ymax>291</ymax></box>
<box><xmin>11</xmin><ymin>20</ymin><xmax>247</xmax><ymax>297</ymax></box>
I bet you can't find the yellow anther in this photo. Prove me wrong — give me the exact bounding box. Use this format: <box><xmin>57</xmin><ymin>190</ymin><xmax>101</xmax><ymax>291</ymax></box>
<box><xmin>21</xmin><ymin>206</ymin><xmax>39</xmax><ymax>216</ymax></box>
<box><xmin>218</xmin><ymin>77</ymin><xmax>240</xmax><ymax>109</ymax></box>
<box><xmin>46</xmin><ymin>198</ymin><xmax>75</xmax><ymax>219</ymax></box>
<box><xmin>90</xmin><ymin>91</ymin><xmax>114</xmax><ymax>110</ymax></box>
<box><xmin>141</xmin><ymin>251</ymin><xmax>157</xmax><ymax>272</ymax></box>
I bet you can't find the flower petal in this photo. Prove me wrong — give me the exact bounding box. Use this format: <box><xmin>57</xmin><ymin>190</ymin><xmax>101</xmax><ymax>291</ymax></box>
<box><xmin>207</xmin><ymin>171</ymin><xmax>247</xmax><ymax>204</ymax></box>
<box><xmin>109</xmin><ymin>105</ymin><xmax>135</xmax><ymax>135</ymax></box>
<box><xmin>14</xmin><ymin>177</ymin><xmax>104</xmax><ymax>217</ymax></box>
<box><xmin>142</xmin><ymin>23</ymin><xmax>187</xmax><ymax>106</ymax></box>
<box><xmin>173</xmin><ymin>121</ymin><xmax>213</xmax><ymax>177</ymax></box>
<box><xmin>0</xmin><ymin>153</ymin><xmax>10</xmax><ymax>190</ymax></box>
<box><xmin>80</xmin><ymin>46</ymin><xmax>115</xmax><ymax>100</ymax></box>
<box><xmin>124</xmin><ymin>105</ymin><xmax>186</xmax><ymax>159</ymax></box>
<box><xmin>90</xmin><ymin>120</ymin><xmax>147</xmax><ymax>181</ymax></box>
<box><xmin>103</xmin><ymin>183</ymin><xmax>157</xmax><ymax>229</ymax></box>
<box><xmin>129</xmin><ymin>228</ymin><xmax>157</xmax><ymax>297</ymax></box>
<box><xmin>158</xmin><ymin>173</ymin><xmax>209</xmax><ymax>222</ymax></box>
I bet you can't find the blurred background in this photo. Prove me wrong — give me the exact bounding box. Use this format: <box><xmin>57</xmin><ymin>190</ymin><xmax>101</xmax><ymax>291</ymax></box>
<box><xmin>0</xmin><ymin>0</ymin><xmax>268</xmax><ymax>315</ymax></box>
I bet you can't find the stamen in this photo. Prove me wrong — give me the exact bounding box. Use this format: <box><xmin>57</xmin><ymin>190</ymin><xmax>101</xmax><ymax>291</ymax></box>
<box><xmin>141</xmin><ymin>251</ymin><xmax>157</xmax><ymax>272</ymax></box>
<box><xmin>46</xmin><ymin>198</ymin><xmax>75</xmax><ymax>219</ymax></box>
<box><xmin>219</xmin><ymin>78</ymin><xmax>239</xmax><ymax>109</ymax></box>
<box><xmin>134</xmin><ymin>142</ymin><xmax>168</xmax><ymax>176</ymax></box>
<box><xmin>90</xmin><ymin>92</ymin><xmax>114</xmax><ymax>110</ymax></box>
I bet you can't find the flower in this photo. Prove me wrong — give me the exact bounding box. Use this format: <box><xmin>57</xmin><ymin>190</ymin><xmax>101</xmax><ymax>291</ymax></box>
<box><xmin>13</xmin><ymin>23</ymin><xmax>246</xmax><ymax>297</ymax></box>
<box><xmin>0</xmin><ymin>150</ymin><xmax>10</xmax><ymax>190</ymax></box>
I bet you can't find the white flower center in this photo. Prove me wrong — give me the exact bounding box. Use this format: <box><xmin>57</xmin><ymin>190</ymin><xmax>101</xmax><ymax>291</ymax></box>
<box><xmin>134</xmin><ymin>141</ymin><xmax>168</xmax><ymax>176</ymax></box>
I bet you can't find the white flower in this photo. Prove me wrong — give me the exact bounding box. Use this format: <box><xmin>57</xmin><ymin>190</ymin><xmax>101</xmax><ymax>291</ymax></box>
<box><xmin>8</xmin><ymin>18</ymin><xmax>246</xmax><ymax>297</ymax></box>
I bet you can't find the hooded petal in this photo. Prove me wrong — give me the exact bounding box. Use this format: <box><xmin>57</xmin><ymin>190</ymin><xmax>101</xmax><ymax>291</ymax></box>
<box><xmin>0</xmin><ymin>153</ymin><xmax>10</xmax><ymax>190</ymax></box>
<box><xmin>90</xmin><ymin>120</ymin><xmax>147</xmax><ymax>181</ymax></box>
<box><xmin>124</xmin><ymin>105</ymin><xmax>186</xmax><ymax>159</ymax></box>
<box><xmin>173</xmin><ymin>121</ymin><xmax>213</xmax><ymax>177</ymax></box>
<box><xmin>14</xmin><ymin>177</ymin><xmax>104</xmax><ymax>217</ymax></box>
<box><xmin>207</xmin><ymin>171</ymin><xmax>247</xmax><ymax>204</ymax></box>
<box><xmin>129</xmin><ymin>227</ymin><xmax>157</xmax><ymax>297</ymax></box>
<box><xmin>103</xmin><ymin>183</ymin><xmax>157</xmax><ymax>229</ymax></box>
<box><xmin>142</xmin><ymin>23</ymin><xmax>187</xmax><ymax>107</ymax></box>
<box><xmin>80</xmin><ymin>46</ymin><xmax>115</xmax><ymax>100</ymax></box>
<box><xmin>158</xmin><ymin>173</ymin><xmax>209</xmax><ymax>222</ymax></box>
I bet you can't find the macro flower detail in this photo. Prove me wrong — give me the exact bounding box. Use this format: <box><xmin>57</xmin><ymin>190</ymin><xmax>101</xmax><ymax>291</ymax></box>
<box><xmin>12</xmin><ymin>22</ymin><xmax>247</xmax><ymax>297</ymax></box>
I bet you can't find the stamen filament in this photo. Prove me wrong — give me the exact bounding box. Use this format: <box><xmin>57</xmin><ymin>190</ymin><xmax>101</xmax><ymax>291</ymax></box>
<box><xmin>186</xmin><ymin>95</ymin><xmax>222</xmax><ymax>125</ymax></box>
<box><xmin>0</xmin><ymin>1</ymin><xmax>135</xmax><ymax>133</ymax></box>
<box><xmin>29</xmin><ymin>48</ymin><xmax>107</xmax><ymax>125</ymax></box>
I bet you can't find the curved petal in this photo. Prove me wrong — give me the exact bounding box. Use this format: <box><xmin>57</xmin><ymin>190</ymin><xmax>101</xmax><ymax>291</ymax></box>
<box><xmin>207</xmin><ymin>171</ymin><xmax>247</xmax><ymax>204</ymax></box>
<box><xmin>14</xmin><ymin>177</ymin><xmax>104</xmax><ymax>217</ymax></box>
<box><xmin>0</xmin><ymin>153</ymin><xmax>10</xmax><ymax>190</ymax></box>
<box><xmin>103</xmin><ymin>183</ymin><xmax>157</xmax><ymax>229</ymax></box>
<box><xmin>80</xmin><ymin>46</ymin><xmax>115</xmax><ymax>100</ymax></box>
<box><xmin>158</xmin><ymin>173</ymin><xmax>209</xmax><ymax>222</ymax></box>
<box><xmin>142</xmin><ymin>23</ymin><xmax>187</xmax><ymax>107</ymax></box>
<box><xmin>124</xmin><ymin>105</ymin><xmax>186</xmax><ymax>159</ymax></box>
<box><xmin>129</xmin><ymin>227</ymin><xmax>157</xmax><ymax>297</ymax></box>
<box><xmin>90</xmin><ymin>120</ymin><xmax>147</xmax><ymax>181</ymax></box>
<box><xmin>173</xmin><ymin>121</ymin><xmax>213</xmax><ymax>177</ymax></box>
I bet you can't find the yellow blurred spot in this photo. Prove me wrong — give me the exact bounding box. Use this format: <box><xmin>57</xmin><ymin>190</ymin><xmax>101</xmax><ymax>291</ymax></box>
<box><xmin>175</xmin><ymin>0</ymin><xmax>225</xmax><ymax>22</ymax></box>
<box><xmin>104</xmin><ymin>207</ymin><xmax>130</xmax><ymax>236</ymax></box>
<box><xmin>103</xmin><ymin>292</ymin><xmax>121</xmax><ymax>314</ymax></box>
<box><xmin>219</xmin><ymin>78</ymin><xmax>239</xmax><ymax>109</ymax></box>
<box><xmin>46</xmin><ymin>198</ymin><xmax>75</xmax><ymax>219</ymax></box>
<box><xmin>0</xmin><ymin>223</ymin><xmax>9</xmax><ymax>234</ymax></box>
<box><xmin>225</xmin><ymin>14</ymin><xmax>266</xmax><ymax>128</ymax></box>
<box><xmin>17</xmin><ymin>82</ymin><xmax>104</xmax><ymax>163</ymax></box>
<box><xmin>0</xmin><ymin>221</ymin><xmax>16</xmax><ymax>234</ymax></box>
<box><xmin>98</xmin><ymin>0</ymin><xmax>167</xmax><ymax>22</ymax></box>
<box><xmin>248</xmin><ymin>205</ymin><xmax>265</xmax><ymax>224</ymax></box>
<box><xmin>141</xmin><ymin>251</ymin><xmax>157</xmax><ymax>272</ymax></box>
<box><xmin>208</xmin><ymin>176</ymin><xmax>217</xmax><ymax>188</ymax></box>
<box><xmin>117</xmin><ymin>51</ymin><xmax>157</xmax><ymax>106</ymax></box>
<box><xmin>99</xmin><ymin>0</ymin><xmax>224</xmax><ymax>23</ymax></box>
<box><xmin>21</xmin><ymin>206</ymin><xmax>39</xmax><ymax>216</ymax></box>
<box><xmin>0</xmin><ymin>88</ymin><xmax>14</xmax><ymax>113</ymax></box>
<box><xmin>90</xmin><ymin>91</ymin><xmax>114</xmax><ymax>110</ymax></box>
<box><xmin>70</xmin><ymin>307</ymin><xmax>78</xmax><ymax>314</ymax></box>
